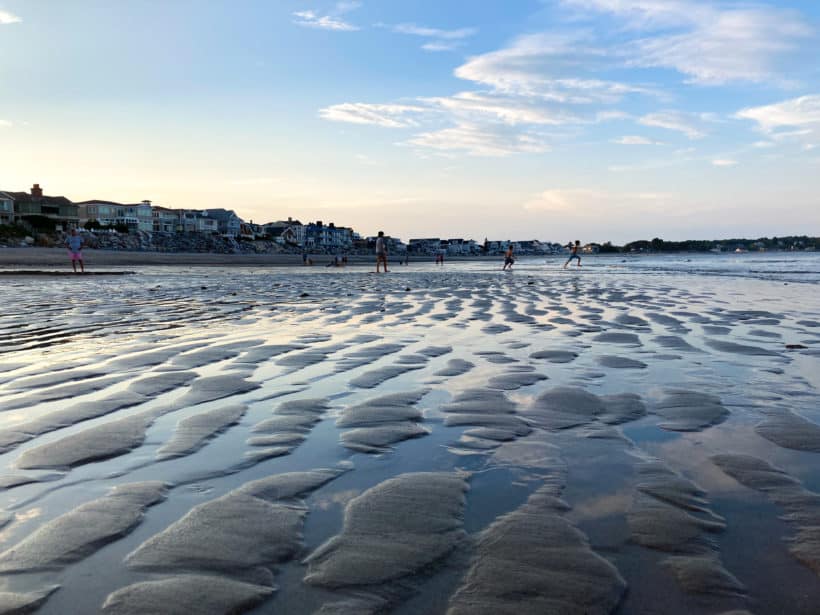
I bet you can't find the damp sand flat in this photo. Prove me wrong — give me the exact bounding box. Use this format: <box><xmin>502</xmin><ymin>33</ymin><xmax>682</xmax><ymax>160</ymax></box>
<box><xmin>0</xmin><ymin>256</ymin><xmax>819</xmax><ymax>614</ymax></box>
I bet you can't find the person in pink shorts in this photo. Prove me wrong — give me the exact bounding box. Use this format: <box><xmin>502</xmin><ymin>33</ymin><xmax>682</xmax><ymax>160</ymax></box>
<box><xmin>66</xmin><ymin>228</ymin><xmax>85</xmax><ymax>273</ymax></box>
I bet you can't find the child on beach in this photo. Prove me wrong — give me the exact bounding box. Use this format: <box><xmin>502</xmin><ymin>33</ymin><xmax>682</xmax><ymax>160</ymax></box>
<box><xmin>66</xmin><ymin>229</ymin><xmax>85</xmax><ymax>273</ymax></box>
<box><xmin>502</xmin><ymin>244</ymin><xmax>515</xmax><ymax>270</ymax></box>
<box><xmin>375</xmin><ymin>231</ymin><xmax>389</xmax><ymax>273</ymax></box>
<box><xmin>563</xmin><ymin>240</ymin><xmax>581</xmax><ymax>268</ymax></box>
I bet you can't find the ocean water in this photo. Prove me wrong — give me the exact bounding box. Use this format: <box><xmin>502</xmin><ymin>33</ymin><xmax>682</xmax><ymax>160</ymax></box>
<box><xmin>0</xmin><ymin>253</ymin><xmax>818</xmax><ymax>614</ymax></box>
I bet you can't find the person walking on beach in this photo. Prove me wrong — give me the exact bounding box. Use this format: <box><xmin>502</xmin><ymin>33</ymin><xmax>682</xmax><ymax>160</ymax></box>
<box><xmin>502</xmin><ymin>244</ymin><xmax>515</xmax><ymax>270</ymax></box>
<box><xmin>564</xmin><ymin>240</ymin><xmax>581</xmax><ymax>269</ymax></box>
<box><xmin>375</xmin><ymin>231</ymin><xmax>389</xmax><ymax>273</ymax></box>
<box><xmin>66</xmin><ymin>228</ymin><xmax>85</xmax><ymax>273</ymax></box>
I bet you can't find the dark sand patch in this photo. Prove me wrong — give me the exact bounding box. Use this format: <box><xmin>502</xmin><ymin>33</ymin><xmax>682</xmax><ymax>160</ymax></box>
<box><xmin>127</xmin><ymin>470</ymin><xmax>343</xmax><ymax>582</ymax></box>
<box><xmin>448</xmin><ymin>483</ymin><xmax>626</xmax><ymax>614</ymax></box>
<box><xmin>705</xmin><ymin>339</ymin><xmax>780</xmax><ymax>357</ymax></box>
<box><xmin>0</xmin><ymin>586</ymin><xmax>58</xmax><ymax>614</ymax></box>
<box><xmin>157</xmin><ymin>404</ymin><xmax>247</xmax><ymax>460</ymax></box>
<box><xmin>653</xmin><ymin>336</ymin><xmax>702</xmax><ymax>352</ymax></box>
<box><xmin>487</xmin><ymin>369</ymin><xmax>548</xmax><ymax>391</ymax></box>
<box><xmin>526</xmin><ymin>387</ymin><xmax>646</xmax><ymax>430</ymax></box>
<box><xmin>172</xmin><ymin>375</ymin><xmax>260</xmax><ymax>408</ymax></box>
<box><xmin>349</xmin><ymin>365</ymin><xmax>424</xmax><ymax>389</ymax></box>
<box><xmin>614</xmin><ymin>313</ymin><xmax>650</xmax><ymax>327</ymax></box>
<box><xmin>337</xmin><ymin>390</ymin><xmax>430</xmax><ymax>453</ymax></box>
<box><xmin>628</xmin><ymin>462</ymin><xmax>742</xmax><ymax>596</ymax></box>
<box><xmin>433</xmin><ymin>359</ymin><xmax>475</xmax><ymax>377</ymax></box>
<box><xmin>755</xmin><ymin>410</ymin><xmax>820</xmax><ymax>453</ymax></box>
<box><xmin>304</xmin><ymin>472</ymin><xmax>468</xmax><ymax>587</ymax></box>
<box><xmin>0</xmin><ymin>375</ymin><xmax>129</xmax><ymax>412</ymax></box>
<box><xmin>7</xmin><ymin>368</ymin><xmax>108</xmax><ymax>391</ymax></box>
<box><xmin>481</xmin><ymin>323</ymin><xmax>512</xmax><ymax>335</ymax></box>
<box><xmin>592</xmin><ymin>332</ymin><xmax>642</xmax><ymax>346</ymax></box>
<box><xmin>443</xmin><ymin>389</ymin><xmax>531</xmax><ymax>448</ymax></box>
<box><xmin>596</xmin><ymin>355</ymin><xmax>648</xmax><ymax>369</ymax></box>
<box><xmin>0</xmin><ymin>482</ymin><xmax>166</xmax><ymax>573</ymax></box>
<box><xmin>653</xmin><ymin>389</ymin><xmax>729</xmax><ymax>432</ymax></box>
<box><xmin>712</xmin><ymin>453</ymin><xmax>820</xmax><ymax>575</ymax></box>
<box><xmin>101</xmin><ymin>575</ymin><xmax>273</xmax><ymax>615</ymax></box>
<box><xmin>529</xmin><ymin>349</ymin><xmax>579</xmax><ymax>363</ymax></box>
<box><xmin>15</xmin><ymin>411</ymin><xmax>158</xmax><ymax>470</ymax></box>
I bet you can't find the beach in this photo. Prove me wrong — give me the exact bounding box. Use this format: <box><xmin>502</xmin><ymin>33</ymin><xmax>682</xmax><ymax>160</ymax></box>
<box><xmin>0</xmin><ymin>254</ymin><xmax>819</xmax><ymax>614</ymax></box>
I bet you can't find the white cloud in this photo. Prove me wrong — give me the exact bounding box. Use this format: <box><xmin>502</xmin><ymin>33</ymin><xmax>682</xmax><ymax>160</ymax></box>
<box><xmin>454</xmin><ymin>33</ymin><xmax>661</xmax><ymax>102</ymax></box>
<box><xmin>407</xmin><ymin>122</ymin><xmax>552</xmax><ymax>157</ymax></box>
<box><xmin>638</xmin><ymin>111</ymin><xmax>709</xmax><ymax>139</ymax></box>
<box><xmin>612</xmin><ymin>135</ymin><xmax>661</xmax><ymax>145</ymax></box>
<box><xmin>293</xmin><ymin>4</ymin><xmax>359</xmax><ymax>32</ymax></box>
<box><xmin>736</xmin><ymin>94</ymin><xmax>820</xmax><ymax>149</ymax></box>
<box><xmin>711</xmin><ymin>159</ymin><xmax>738</xmax><ymax>167</ymax></box>
<box><xmin>562</xmin><ymin>0</ymin><xmax>812</xmax><ymax>85</ymax></box>
<box><xmin>0</xmin><ymin>120</ymin><xmax>12</xmax><ymax>128</ymax></box>
<box><xmin>0</xmin><ymin>10</ymin><xmax>21</xmax><ymax>24</ymax></box>
<box><xmin>736</xmin><ymin>95</ymin><xmax>820</xmax><ymax>133</ymax></box>
<box><xmin>386</xmin><ymin>22</ymin><xmax>477</xmax><ymax>52</ymax></box>
<box><xmin>424</xmin><ymin>91</ymin><xmax>581</xmax><ymax>126</ymax></box>
<box><xmin>319</xmin><ymin>103</ymin><xmax>426</xmax><ymax>128</ymax></box>
<box><xmin>523</xmin><ymin>188</ymin><xmax>672</xmax><ymax>213</ymax></box>
<box><xmin>392</xmin><ymin>23</ymin><xmax>476</xmax><ymax>40</ymax></box>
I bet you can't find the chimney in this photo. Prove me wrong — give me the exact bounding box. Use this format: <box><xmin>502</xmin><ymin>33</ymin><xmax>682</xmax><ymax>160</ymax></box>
<box><xmin>31</xmin><ymin>184</ymin><xmax>43</xmax><ymax>198</ymax></box>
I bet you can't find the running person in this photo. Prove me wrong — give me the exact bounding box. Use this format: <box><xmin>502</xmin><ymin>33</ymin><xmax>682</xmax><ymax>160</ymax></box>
<box><xmin>563</xmin><ymin>240</ymin><xmax>581</xmax><ymax>268</ymax></box>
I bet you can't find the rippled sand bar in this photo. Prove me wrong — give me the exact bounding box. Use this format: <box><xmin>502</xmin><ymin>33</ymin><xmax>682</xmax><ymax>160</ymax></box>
<box><xmin>0</xmin><ymin>260</ymin><xmax>819</xmax><ymax>614</ymax></box>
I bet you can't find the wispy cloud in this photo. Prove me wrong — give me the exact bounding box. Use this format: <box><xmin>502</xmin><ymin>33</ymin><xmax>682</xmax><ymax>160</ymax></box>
<box><xmin>293</xmin><ymin>2</ymin><xmax>361</xmax><ymax>31</ymax></box>
<box><xmin>319</xmin><ymin>103</ymin><xmax>427</xmax><ymax>128</ymax></box>
<box><xmin>0</xmin><ymin>120</ymin><xmax>12</xmax><ymax>128</ymax></box>
<box><xmin>407</xmin><ymin>122</ymin><xmax>552</xmax><ymax>157</ymax></box>
<box><xmin>711</xmin><ymin>159</ymin><xmax>738</xmax><ymax>167</ymax></box>
<box><xmin>638</xmin><ymin>111</ymin><xmax>711</xmax><ymax>139</ymax></box>
<box><xmin>736</xmin><ymin>94</ymin><xmax>820</xmax><ymax>148</ymax></box>
<box><xmin>382</xmin><ymin>22</ymin><xmax>477</xmax><ymax>52</ymax></box>
<box><xmin>424</xmin><ymin>91</ymin><xmax>581</xmax><ymax>126</ymax></box>
<box><xmin>612</xmin><ymin>135</ymin><xmax>662</xmax><ymax>145</ymax></box>
<box><xmin>523</xmin><ymin>188</ymin><xmax>672</xmax><ymax>214</ymax></box>
<box><xmin>0</xmin><ymin>9</ymin><xmax>21</xmax><ymax>25</ymax></box>
<box><xmin>562</xmin><ymin>0</ymin><xmax>812</xmax><ymax>85</ymax></box>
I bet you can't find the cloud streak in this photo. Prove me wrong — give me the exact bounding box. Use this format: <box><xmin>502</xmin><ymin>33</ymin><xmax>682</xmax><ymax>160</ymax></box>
<box><xmin>0</xmin><ymin>10</ymin><xmax>20</xmax><ymax>24</ymax></box>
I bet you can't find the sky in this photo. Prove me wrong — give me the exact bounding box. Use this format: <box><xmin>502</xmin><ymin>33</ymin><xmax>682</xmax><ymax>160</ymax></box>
<box><xmin>1</xmin><ymin>0</ymin><xmax>819</xmax><ymax>244</ymax></box>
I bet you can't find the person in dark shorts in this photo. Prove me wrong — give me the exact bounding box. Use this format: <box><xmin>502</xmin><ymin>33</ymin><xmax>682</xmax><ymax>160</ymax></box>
<box><xmin>564</xmin><ymin>240</ymin><xmax>581</xmax><ymax>268</ymax></box>
<box><xmin>375</xmin><ymin>231</ymin><xmax>389</xmax><ymax>273</ymax></box>
<box><xmin>502</xmin><ymin>244</ymin><xmax>515</xmax><ymax>270</ymax></box>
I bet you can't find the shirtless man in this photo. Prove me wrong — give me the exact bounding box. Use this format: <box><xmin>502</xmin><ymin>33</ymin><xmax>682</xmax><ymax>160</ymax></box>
<box><xmin>375</xmin><ymin>231</ymin><xmax>389</xmax><ymax>273</ymax></box>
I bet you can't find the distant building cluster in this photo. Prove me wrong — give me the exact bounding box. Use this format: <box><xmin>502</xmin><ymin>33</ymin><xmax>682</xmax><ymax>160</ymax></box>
<box><xmin>0</xmin><ymin>183</ymin><xmax>608</xmax><ymax>255</ymax></box>
<box><xmin>0</xmin><ymin>184</ymin><xmax>373</xmax><ymax>252</ymax></box>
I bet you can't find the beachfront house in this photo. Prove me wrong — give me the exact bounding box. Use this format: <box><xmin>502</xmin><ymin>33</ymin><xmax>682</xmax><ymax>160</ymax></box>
<box><xmin>408</xmin><ymin>238</ymin><xmax>441</xmax><ymax>255</ymax></box>
<box><xmin>204</xmin><ymin>209</ymin><xmax>243</xmax><ymax>237</ymax></box>
<box><xmin>4</xmin><ymin>184</ymin><xmax>78</xmax><ymax>231</ymax></box>
<box><xmin>77</xmin><ymin>199</ymin><xmax>154</xmax><ymax>232</ymax></box>
<box><xmin>0</xmin><ymin>192</ymin><xmax>13</xmax><ymax>225</ymax></box>
<box><xmin>302</xmin><ymin>221</ymin><xmax>354</xmax><ymax>251</ymax></box>
<box><xmin>180</xmin><ymin>210</ymin><xmax>218</xmax><ymax>234</ymax></box>
<box><xmin>152</xmin><ymin>206</ymin><xmax>182</xmax><ymax>233</ymax></box>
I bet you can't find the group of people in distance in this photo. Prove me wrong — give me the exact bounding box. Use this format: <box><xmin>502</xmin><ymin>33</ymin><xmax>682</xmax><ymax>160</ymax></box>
<box><xmin>375</xmin><ymin>233</ymin><xmax>583</xmax><ymax>273</ymax></box>
<box><xmin>503</xmin><ymin>240</ymin><xmax>582</xmax><ymax>271</ymax></box>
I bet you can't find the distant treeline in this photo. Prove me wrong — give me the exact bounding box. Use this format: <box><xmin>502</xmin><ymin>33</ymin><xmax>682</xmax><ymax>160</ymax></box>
<box><xmin>598</xmin><ymin>235</ymin><xmax>818</xmax><ymax>253</ymax></box>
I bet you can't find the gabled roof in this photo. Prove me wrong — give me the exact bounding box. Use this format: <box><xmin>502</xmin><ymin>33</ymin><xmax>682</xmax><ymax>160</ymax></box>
<box><xmin>4</xmin><ymin>191</ymin><xmax>73</xmax><ymax>206</ymax></box>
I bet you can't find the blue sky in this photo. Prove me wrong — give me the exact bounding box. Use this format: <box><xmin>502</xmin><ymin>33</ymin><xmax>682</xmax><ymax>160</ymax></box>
<box><xmin>1</xmin><ymin>0</ymin><xmax>819</xmax><ymax>243</ymax></box>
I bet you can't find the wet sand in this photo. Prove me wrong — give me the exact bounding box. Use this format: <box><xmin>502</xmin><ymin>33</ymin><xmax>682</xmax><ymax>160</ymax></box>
<box><xmin>0</xmin><ymin>261</ymin><xmax>818</xmax><ymax>614</ymax></box>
